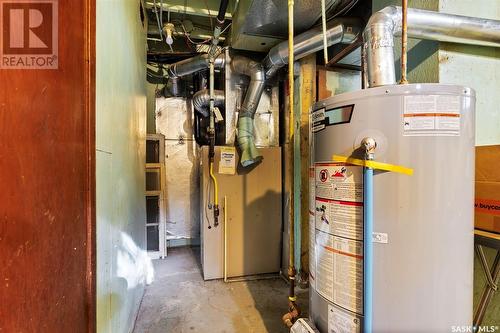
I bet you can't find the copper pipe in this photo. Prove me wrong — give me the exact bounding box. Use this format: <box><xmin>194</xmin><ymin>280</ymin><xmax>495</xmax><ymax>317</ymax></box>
<box><xmin>282</xmin><ymin>298</ymin><xmax>299</xmax><ymax>328</ymax></box>
<box><xmin>287</xmin><ymin>0</ymin><xmax>295</xmax><ymax>283</ymax></box>
<box><xmin>400</xmin><ymin>0</ymin><xmax>409</xmax><ymax>84</ymax></box>
<box><xmin>282</xmin><ymin>0</ymin><xmax>300</xmax><ymax>327</ymax></box>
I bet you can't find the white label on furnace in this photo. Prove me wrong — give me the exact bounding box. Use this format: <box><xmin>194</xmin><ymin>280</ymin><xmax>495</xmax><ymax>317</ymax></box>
<box><xmin>328</xmin><ymin>304</ymin><xmax>361</xmax><ymax>333</ymax></box>
<box><xmin>315</xmin><ymin>232</ymin><xmax>363</xmax><ymax>314</ymax></box>
<box><xmin>403</xmin><ymin>95</ymin><xmax>460</xmax><ymax>136</ymax></box>
<box><xmin>218</xmin><ymin>147</ymin><xmax>236</xmax><ymax>175</ymax></box>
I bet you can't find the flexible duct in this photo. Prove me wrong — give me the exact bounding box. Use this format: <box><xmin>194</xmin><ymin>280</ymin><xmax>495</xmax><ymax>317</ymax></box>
<box><xmin>231</xmin><ymin>56</ymin><xmax>266</xmax><ymax>167</ymax></box>
<box><xmin>364</xmin><ymin>6</ymin><xmax>500</xmax><ymax>87</ymax></box>
<box><xmin>192</xmin><ymin>89</ymin><xmax>225</xmax><ymax>117</ymax></box>
<box><xmin>263</xmin><ymin>17</ymin><xmax>362</xmax><ymax>78</ymax></box>
<box><xmin>165</xmin><ymin>53</ymin><xmax>225</xmax><ymax>78</ymax></box>
<box><xmin>169</xmin><ymin>18</ymin><xmax>362</xmax><ymax>167</ymax></box>
<box><xmin>234</xmin><ymin>18</ymin><xmax>362</xmax><ymax>167</ymax></box>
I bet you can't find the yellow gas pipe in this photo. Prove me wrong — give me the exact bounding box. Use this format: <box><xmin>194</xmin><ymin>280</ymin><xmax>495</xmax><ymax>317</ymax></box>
<box><xmin>209</xmin><ymin>161</ymin><xmax>219</xmax><ymax>225</ymax></box>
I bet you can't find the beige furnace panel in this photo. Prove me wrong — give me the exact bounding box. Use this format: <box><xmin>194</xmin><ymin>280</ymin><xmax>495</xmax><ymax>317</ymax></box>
<box><xmin>201</xmin><ymin>146</ymin><xmax>282</xmax><ymax>280</ymax></box>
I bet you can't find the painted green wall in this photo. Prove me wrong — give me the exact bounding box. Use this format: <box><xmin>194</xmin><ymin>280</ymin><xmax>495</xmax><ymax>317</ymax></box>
<box><xmin>146</xmin><ymin>82</ymin><xmax>157</xmax><ymax>134</ymax></box>
<box><xmin>372</xmin><ymin>0</ymin><xmax>500</xmax><ymax>325</ymax></box>
<box><xmin>438</xmin><ymin>0</ymin><xmax>500</xmax><ymax>146</ymax></box>
<box><xmin>96</xmin><ymin>1</ymin><xmax>148</xmax><ymax>332</ymax></box>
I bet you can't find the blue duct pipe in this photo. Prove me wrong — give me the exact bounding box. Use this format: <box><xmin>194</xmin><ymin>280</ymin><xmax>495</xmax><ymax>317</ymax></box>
<box><xmin>363</xmin><ymin>167</ymin><xmax>374</xmax><ymax>333</ymax></box>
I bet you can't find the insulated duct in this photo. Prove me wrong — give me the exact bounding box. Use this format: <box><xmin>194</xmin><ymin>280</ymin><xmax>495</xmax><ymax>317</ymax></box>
<box><xmin>165</xmin><ymin>53</ymin><xmax>225</xmax><ymax>78</ymax></box>
<box><xmin>263</xmin><ymin>17</ymin><xmax>362</xmax><ymax>77</ymax></box>
<box><xmin>231</xmin><ymin>56</ymin><xmax>266</xmax><ymax>167</ymax></box>
<box><xmin>364</xmin><ymin>6</ymin><xmax>500</xmax><ymax>87</ymax></box>
<box><xmin>193</xmin><ymin>89</ymin><xmax>225</xmax><ymax>117</ymax></box>
<box><xmin>166</xmin><ymin>18</ymin><xmax>362</xmax><ymax>167</ymax></box>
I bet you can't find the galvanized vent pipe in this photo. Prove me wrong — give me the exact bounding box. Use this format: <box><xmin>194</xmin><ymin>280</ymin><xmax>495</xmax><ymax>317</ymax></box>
<box><xmin>228</xmin><ymin>18</ymin><xmax>361</xmax><ymax>167</ymax></box>
<box><xmin>263</xmin><ymin>17</ymin><xmax>362</xmax><ymax>78</ymax></box>
<box><xmin>233</xmin><ymin>17</ymin><xmax>362</xmax><ymax>167</ymax></box>
<box><xmin>231</xmin><ymin>56</ymin><xmax>266</xmax><ymax>167</ymax></box>
<box><xmin>162</xmin><ymin>18</ymin><xmax>362</xmax><ymax>167</ymax></box>
<box><xmin>192</xmin><ymin>89</ymin><xmax>225</xmax><ymax>117</ymax></box>
<box><xmin>165</xmin><ymin>53</ymin><xmax>225</xmax><ymax>78</ymax></box>
<box><xmin>364</xmin><ymin>6</ymin><xmax>500</xmax><ymax>87</ymax></box>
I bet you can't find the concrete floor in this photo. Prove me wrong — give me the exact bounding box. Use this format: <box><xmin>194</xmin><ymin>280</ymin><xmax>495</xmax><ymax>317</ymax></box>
<box><xmin>133</xmin><ymin>246</ymin><xmax>308</xmax><ymax>333</ymax></box>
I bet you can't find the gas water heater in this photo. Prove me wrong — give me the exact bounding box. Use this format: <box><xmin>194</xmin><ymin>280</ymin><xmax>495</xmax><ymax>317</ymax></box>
<box><xmin>309</xmin><ymin>84</ymin><xmax>475</xmax><ymax>332</ymax></box>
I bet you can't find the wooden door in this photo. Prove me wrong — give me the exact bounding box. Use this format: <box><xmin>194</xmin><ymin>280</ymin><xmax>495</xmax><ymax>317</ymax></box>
<box><xmin>0</xmin><ymin>0</ymin><xmax>96</xmax><ymax>332</ymax></box>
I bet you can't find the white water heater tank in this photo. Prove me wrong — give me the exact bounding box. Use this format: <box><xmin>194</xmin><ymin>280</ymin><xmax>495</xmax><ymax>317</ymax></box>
<box><xmin>309</xmin><ymin>84</ymin><xmax>475</xmax><ymax>332</ymax></box>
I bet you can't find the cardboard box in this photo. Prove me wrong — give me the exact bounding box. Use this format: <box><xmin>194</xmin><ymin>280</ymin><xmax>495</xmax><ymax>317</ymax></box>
<box><xmin>475</xmin><ymin>145</ymin><xmax>500</xmax><ymax>234</ymax></box>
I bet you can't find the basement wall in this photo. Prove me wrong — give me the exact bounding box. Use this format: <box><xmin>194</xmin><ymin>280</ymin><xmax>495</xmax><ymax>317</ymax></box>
<box><xmin>96</xmin><ymin>1</ymin><xmax>148</xmax><ymax>332</ymax></box>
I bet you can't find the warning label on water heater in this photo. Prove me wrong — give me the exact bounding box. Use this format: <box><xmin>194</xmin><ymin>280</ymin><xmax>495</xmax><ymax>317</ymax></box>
<box><xmin>314</xmin><ymin>162</ymin><xmax>364</xmax><ymax>317</ymax></box>
<box><xmin>403</xmin><ymin>95</ymin><xmax>461</xmax><ymax>136</ymax></box>
<box><xmin>315</xmin><ymin>233</ymin><xmax>363</xmax><ymax>314</ymax></box>
<box><xmin>309</xmin><ymin>215</ymin><xmax>316</xmax><ymax>287</ymax></box>
<box><xmin>314</xmin><ymin>163</ymin><xmax>363</xmax><ymax>240</ymax></box>
<box><xmin>309</xmin><ymin>167</ymin><xmax>317</xmax><ymax>287</ymax></box>
<box><xmin>315</xmin><ymin>163</ymin><xmax>363</xmax><ymax>202</ymax></box>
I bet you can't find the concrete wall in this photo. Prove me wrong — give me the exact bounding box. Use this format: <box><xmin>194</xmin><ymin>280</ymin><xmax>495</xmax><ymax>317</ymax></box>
<box><xmin>372</xmin><ymin>0</ymin><xmax>500</xmax><ymax>325</ymax></box>
<box><xmin>96</xmin><ymin>1</ymin><xmax>150</xmax><ymax>332</ymax></box>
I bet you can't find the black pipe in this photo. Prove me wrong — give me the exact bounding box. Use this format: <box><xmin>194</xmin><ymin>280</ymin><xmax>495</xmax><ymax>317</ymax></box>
<box><xmin>216</xmin><ymin>0</ymin><xmax>229</xmax><ymax>26</ymax></box>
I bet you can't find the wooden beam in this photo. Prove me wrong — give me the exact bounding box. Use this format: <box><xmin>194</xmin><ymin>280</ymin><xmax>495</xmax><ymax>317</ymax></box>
<box><xmin>297</xmin><ymin>54</ymin><xmax>316</xmax><ymax>282</ymax></box>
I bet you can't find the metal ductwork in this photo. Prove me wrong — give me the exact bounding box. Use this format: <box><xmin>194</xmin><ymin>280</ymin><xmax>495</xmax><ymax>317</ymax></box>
<box><xmin>163</xmin><ymin>17</ymin><xmax>363</xmax><ymax>167</ymax></box>
<box><xmin>263</xmin><ymin>17</ymin><xmax>362</xmax><ymax>77</ymax></box>
<box><xmin>234</xmin><ymin>17</ymin><xmax>362</xmax><ymax>167</ymax></box>
<box><xmin>165</xmin><ymin>53</ymin><xmax>225</xmax><ymax>78</ymax></box>
<box><xmin>231</xmin><ymin>56</ymin><xmax>266</xmax><ymax>167</ymax></box>
<box><xmin>230</xmin><ymin>0</ymin><xmax>357</xmax><ymax>52</ymax></box>
<box><xmin>364</xmin><ymin>6</ymin><xmax>500</xmax><ymax>87</ymax></box>
<box><xmin>192</xmin><ymin>89</ymin><xmax>225</xmax><ymax>117</ymax></box>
